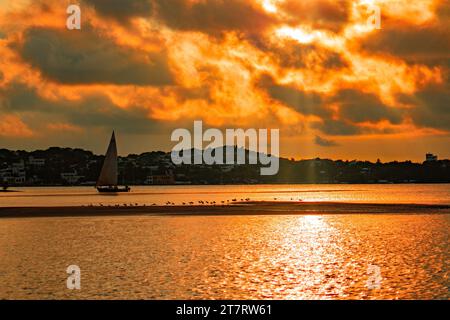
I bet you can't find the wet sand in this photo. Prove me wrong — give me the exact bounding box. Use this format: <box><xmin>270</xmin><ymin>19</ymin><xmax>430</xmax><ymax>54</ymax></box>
<box><xmin>1</xmin><ymin>201</ymin><xmax>449</xmax><ymax>218</ymax></box>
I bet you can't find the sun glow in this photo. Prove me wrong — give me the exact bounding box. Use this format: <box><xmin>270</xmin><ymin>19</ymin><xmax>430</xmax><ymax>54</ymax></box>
<box><xmin>276</xmin><ymin>26</ymin><xmax>317</xmax><ymax>44</ymax></box>
<box><xmin>261</xmin><ymin>0</ymin><xmax>279</xmax><ymax>13</ymax></box>
<box><xmin>0</xmin><ymin>0</ymin><xmax>448</xmax><ymax>160</ymax></box>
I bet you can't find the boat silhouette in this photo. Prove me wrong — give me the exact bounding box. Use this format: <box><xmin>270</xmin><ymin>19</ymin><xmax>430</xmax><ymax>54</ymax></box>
<box><xmin>96</xmin><ymin>131</ymin><xmax>130</xmax><ymax>193</ymax></box>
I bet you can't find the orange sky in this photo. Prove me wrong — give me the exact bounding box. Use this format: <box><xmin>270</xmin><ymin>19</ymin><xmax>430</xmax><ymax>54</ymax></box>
<box><xmin>0</xmin><ymin>0</ymin><xmax>449</xmax><ymax>161</ymax></box>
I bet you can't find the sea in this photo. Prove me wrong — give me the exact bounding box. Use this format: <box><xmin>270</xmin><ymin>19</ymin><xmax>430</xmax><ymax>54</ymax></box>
<box><xmin>0</xmin><ymin>184</ymin><xmax>449</xmax><ymax>299</ymax></box>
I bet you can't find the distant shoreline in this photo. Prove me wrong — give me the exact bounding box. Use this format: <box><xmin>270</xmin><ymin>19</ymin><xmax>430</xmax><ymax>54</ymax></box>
<box><xmin>1</xmin><ymin>147</ymin><xmax>449</xmax><ymax>186</ymax></box>
<box><xmin>3</xmin><ymin>181</ymin><xmax>450</xmax><ymax>188</ymax></box>
<box><xmin>1</xmin><ymin>201</ymin><xmax>449</xmax><ymax>218</ymax></box>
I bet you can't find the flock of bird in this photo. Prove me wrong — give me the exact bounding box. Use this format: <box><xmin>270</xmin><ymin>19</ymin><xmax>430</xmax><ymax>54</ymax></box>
<box><xmin>84</xmin><ymin>197</ymin><xmax>303</xmax><ymax>208</ymax></box>
<box><xmin>169</xmin><ymin>198</ymin><xmax>252</xmax><ymax>206</ymax></box>
<box><xmin>85</xmin><ymin>198</ymin><xmax>253</xmax><ymax>208</ymax></box>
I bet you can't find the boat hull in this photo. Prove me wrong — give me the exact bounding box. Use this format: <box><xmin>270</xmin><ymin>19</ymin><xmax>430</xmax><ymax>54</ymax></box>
<box><xmin>97</xmin><ymin>186</ymin><xmax>131</xmax><ymax>193</ymax></box>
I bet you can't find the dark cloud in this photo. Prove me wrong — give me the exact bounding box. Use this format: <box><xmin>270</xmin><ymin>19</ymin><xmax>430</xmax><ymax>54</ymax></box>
<box><xmin>259</xmin><ymin>77</ymin><xmax>404</xmax><ymax>136</ymax></box>
<box><xmin>399</xmin><ymin>83</ymin><xmax>450</xmax><ymax>131</ymax></box>
<box><xmin>315</xmin><ymin>135</ymin><xmax>338</xmax><ymax>147</ymax></box>
<box><xmin>312</xmin><ymin>119</ymin><xmax>361</xmax><ymax>136</ymax></box>
<box><xmin>280</xmin><ymin>0</ymin><xmax>350</xmax><ymax>32</ymax></box>
<box><xmin>437</xmin><ymin>1</ymin><xmax>450</xmax><ymax>20</ymax></box>
<box><xmin>359</xmin><ymin>19</ymin><xmax>450</xmax><ymax>67</ymax></box>
<box><xmin>0</xmin><ymin>82</ymin><xmax>163</xmax><ymax>134</ymax></box>
<box><xmin>248</xmin><ymin>37</ymin><xmax>348</xmax><ymax>70</ymax></box>
<box><xmin>84</xmin><ymin>0</ymin><xmax>153</xmax><ymax>22</ymax></box>
<box><xmin>269</xmin><ymin>85</ymin><xmax>327</xmax><ymax>117</ymax></box>
<box><xmin>171</xmin><ymin>86</ymin><xmax>213</xmax><ymax>104</ymax></box>
<box><xmin>153</xmin><ymin>0</ymin><xmax>275</xmax><ymax>35</ymax></box>
<box><xmin>16</xmin><ymin>27</ymin><xmax>174</xmax><ymax>86</ymax></box>
<box><xmin>258</xmin><ymin>76</ymin><xmax>402</xmax><ymax>136</ymax></box>
<box><xmin>323</xmin><ymin>52</ymin><xmax>348</xmax><ymax>69</ymax></box>
<box><xmin>259</xmin><ymin>75</ymin><xmax>330</xmax><ymax>118</ymax></box>
<box><xmin>334</xmin><ymin>89</ymin><xmax>402</xmax><ymax>124</ymax></box>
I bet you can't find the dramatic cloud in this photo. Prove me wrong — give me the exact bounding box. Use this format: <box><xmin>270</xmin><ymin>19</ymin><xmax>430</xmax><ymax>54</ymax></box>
<box><xmin>399</xmin><ymin>83</ymin><xmax>450</xmax><ymax>131</ymax></box>
<box><xmin>280</xmin><ymin>0</ymin><xmax>351</xmax><ymax>32</ymax></box>
<box><xmin>0</xmin><ymin>114</ymin><xmax>33</xmax><ymax>138</ymax></box>
<box><xmin>315</xmin><ymin>135</ymin><xmax>339</xmax><ymax>147</ymax></box>
<box><xmin>360</xmin><ymin>23</ymin><xmax>450</xmax><ymax>66</ymax></box>
<box><xmin>0</xmin><ymin>82</ymin><xmax>163</xmax><ymax>134</ymax></box>
<box><xmin>0</xmin><ymin>0</ymin><xmax>448</xmax><ymax>160</ymax></box>
<box><xmin>153</xmin><ymin>0</ymin><xmax>275</xmax><ymax>35</ymax></box>
<box><xmin>259</xmin><ymin>75</ymin><xmax>330</xmax><ymax>118</ymax></box>
<box><xmin>313</xmin><ymin>119</ymin><xmax>361</xmax><ymax>136</ymax></box>
<box><xmin>17</xmin><ymin>27</ymin><xmax>174</xmax><ymax>85</ymax></box>
<box><xmin>250</xmin><ymin>39</ymin><xmax>348</xmax><ymax>70</ymax></box>
<box><xmin>358</xmin><ymin>1</ymin><xmax>450</xmax><ymax>69</ymax></box>
<box><xmin>334</xmin><ymin>89</ymin><xmax>402</xmax><ymax>124</ymax></box>
<box><xmin>84</xmin><ymin>0</ymin><xmax>153</xmax><ymax>22</ymax></box>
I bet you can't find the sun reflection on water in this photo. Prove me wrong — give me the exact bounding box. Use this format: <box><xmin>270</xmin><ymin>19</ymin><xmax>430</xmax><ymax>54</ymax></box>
<box><xmin>0</xmin><ymin>214</ymin><xmax>448</xmax><ymax>299</ymax></box>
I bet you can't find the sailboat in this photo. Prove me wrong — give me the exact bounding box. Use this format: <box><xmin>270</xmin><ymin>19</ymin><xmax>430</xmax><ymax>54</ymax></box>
<box><xmin>96</xmin><ymin>131</ymin><xmax>130</xmax><ymax>193</ymax></box>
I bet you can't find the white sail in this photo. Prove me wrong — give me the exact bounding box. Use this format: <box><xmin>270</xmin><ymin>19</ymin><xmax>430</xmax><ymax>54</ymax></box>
<box><xmin>97</xmin><ymin>131</ymin><xmax>118</xmax><ymax>186</ymax></box>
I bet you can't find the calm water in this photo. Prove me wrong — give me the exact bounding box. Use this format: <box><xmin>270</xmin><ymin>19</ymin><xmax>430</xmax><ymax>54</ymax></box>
<box><xmin>0</xmin><ymin>185</ymin><xmax>449</xmax><ymax>300</ymax></box>
<box><xmin>1</xmin><ymin>184</ymin><xmax>450</xmax><ymax>207</ymax></box>
<box><xmin>0</xmin><ymin>214</ymin><xmax>448</xmax><ymax>300</ymax></box>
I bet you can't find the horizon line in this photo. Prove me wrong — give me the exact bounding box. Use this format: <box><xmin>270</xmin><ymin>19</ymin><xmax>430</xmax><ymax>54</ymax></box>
<box><xmin>1</xmin><ymin>146</ymin><xmax>448</xmax><ymax>165</ymax></box>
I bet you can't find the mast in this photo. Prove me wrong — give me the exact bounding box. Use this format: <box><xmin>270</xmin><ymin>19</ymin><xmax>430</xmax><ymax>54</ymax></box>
<box><xmin>97</xmin><ymin>131</ymin><xmax>118</xmax><ymax>187</ymax></box>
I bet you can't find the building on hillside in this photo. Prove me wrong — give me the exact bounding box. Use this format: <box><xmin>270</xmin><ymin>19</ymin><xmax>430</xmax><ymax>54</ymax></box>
<box><xmin>28</xmin><ymin>156</ymin><xmax>46</xmax><ymax>166</ymax></box>
<box><xmin>61</xmin><ymin>171</ymin><xmax>84</xmax><ymax>184</ymax></box>
<box><xmin>425</xmin><ymin>153</ymin><xmax>438</xmax><ymax>162</ymax></box>
<box><xmin>144</xmin><ymin>170</ymin><xmax>175</xmax><ymax>185</ymax></box>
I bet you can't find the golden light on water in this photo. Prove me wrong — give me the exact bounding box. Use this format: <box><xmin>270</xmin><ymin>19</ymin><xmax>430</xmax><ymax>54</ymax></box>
<box><xmin>0</xmin><ymin>0</ymin><xmax>449</xmax><ymax>304</ymax></box>
<box><xmin>0</xmin><ymin>185</ymin><xmax>449</xmax><ymax>299</ymax></box>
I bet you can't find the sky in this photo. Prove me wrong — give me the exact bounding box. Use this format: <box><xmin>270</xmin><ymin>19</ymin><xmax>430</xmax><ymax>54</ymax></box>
<box><xmin>0</xmin><ymin>0</ymin><xmax>449</xmax><ymax>162</ymax></box>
